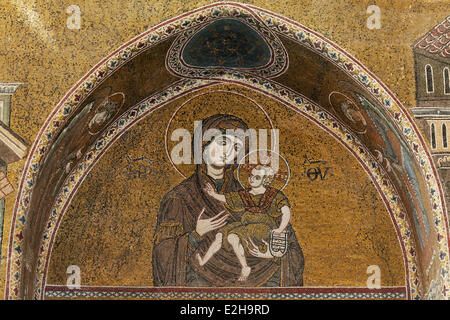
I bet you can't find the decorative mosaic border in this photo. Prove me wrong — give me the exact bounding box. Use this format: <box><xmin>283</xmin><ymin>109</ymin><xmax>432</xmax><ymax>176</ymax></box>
<box><xmin>166</xmin><ymin>10</ymin><xmax>288</xmax><ymax>79</ymax></box>
<box><xmin>5</xmin><ymin>2</ymin><xmax>449</xmax><ymax>300</ymax></box>
<box><xmin>44</xmin><ymin>286</ymin><xmax>407</xmax><ymax>300</ymax></box>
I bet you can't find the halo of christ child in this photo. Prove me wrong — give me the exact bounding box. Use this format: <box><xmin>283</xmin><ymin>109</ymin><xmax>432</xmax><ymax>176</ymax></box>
<box><xmin>196</xmin><ymin>155</ymin><xmax>291</xmax><ymax>281</ymax></box>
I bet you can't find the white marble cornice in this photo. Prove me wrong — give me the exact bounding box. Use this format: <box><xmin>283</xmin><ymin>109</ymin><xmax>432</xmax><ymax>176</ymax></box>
<box><xmin>0</xmin><ymin>83</ymin><xmax>22</xmax><ymax>95</ymax></box>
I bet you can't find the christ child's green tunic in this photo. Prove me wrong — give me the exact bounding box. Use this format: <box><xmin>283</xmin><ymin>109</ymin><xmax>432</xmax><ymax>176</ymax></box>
<box><xmin>219</xmin><ymin>187</ymin><xmax>289</xmax><ymax>253</ymax></box>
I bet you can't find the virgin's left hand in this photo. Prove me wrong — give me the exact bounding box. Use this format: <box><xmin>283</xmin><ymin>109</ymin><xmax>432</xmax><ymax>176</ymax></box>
<box><xmin>246</xmin><ymin>238</ymin><xmax>274</xmax><ymax>259</ymax></box>
<box><xmin>272</xmin><ymin>228</ymin><xmax>284</xmax><ymax>236</ymax></box>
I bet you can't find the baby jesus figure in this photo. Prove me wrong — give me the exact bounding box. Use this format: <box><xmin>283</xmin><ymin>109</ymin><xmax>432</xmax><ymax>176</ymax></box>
<box><xmin>196</xmin><ymin>164</ymin><xmax>291</xmax><ymax>281</ymax></box>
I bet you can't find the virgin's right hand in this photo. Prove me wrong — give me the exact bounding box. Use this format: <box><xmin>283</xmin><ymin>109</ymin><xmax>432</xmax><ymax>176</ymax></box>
<box><xmin>195</xmin><ymin>208</ymin><xmax>229</xmax><ymax>237</ymax></box>
<box><xmin>203</xmin><ymin>183</ymin><xmax>215</xmax><ymax>197</ymax></box>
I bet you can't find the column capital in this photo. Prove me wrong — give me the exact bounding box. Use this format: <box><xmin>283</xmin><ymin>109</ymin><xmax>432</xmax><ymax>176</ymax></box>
<box><xmin>0</xmin><ymin>83</ymin><xmax>22</xmax><ymax>95</ymax></box>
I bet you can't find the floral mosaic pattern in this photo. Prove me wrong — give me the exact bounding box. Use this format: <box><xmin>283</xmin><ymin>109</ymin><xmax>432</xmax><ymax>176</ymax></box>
<box><xmin>44</xmin><ymin>285</ymin><xmax>407</xmax><ymax>300</ymax></box>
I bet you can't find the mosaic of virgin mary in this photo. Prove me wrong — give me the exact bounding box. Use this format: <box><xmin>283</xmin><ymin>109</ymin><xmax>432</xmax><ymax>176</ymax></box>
<box><xmin>152</xmin><ymin>114</ymin><xmax>305</xmax><ymax>287</ymax></box>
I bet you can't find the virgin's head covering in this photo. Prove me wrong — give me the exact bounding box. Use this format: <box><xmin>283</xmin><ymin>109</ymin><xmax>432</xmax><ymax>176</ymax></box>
<box><xmin>201</xmin><ymin>113</ymin><xmax>248</xmax><ymax>137</ymax></box>
<box><xmin>194</xmin><ymin>113</ymin><xmax>249</xmax><ymax>149</ymax></box>
<box><xmin>201</xmin><ymin>114</ymin><xmax>248</xmax><ymax>131</ymax></box>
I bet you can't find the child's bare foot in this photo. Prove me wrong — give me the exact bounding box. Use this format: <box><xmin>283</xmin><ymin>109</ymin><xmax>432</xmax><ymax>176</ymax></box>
<box><xmin>196</xmin><ymin>253</ymin><xmax>205</xmax><ymax>266</ymax></box>
<box><xmin>238</xmin><ymin>266</ymin><xmax>251</xmax><ymax>281</ymax></box>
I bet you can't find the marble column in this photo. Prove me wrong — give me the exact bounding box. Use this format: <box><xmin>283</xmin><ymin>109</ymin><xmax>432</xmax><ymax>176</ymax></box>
<box><xmin>0</xmin><ymin>83</ymin><xmax>21</xmax><ymax>257</ymax></box>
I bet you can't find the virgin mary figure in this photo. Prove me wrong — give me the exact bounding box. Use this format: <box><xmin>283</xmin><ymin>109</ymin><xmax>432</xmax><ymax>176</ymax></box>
<box><xmin>152</xmin><ymin>114</ymin><xmax>304</xmax><ymax>287</ymax></box>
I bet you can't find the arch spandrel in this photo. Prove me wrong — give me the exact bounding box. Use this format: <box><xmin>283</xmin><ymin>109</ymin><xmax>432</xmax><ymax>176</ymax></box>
<box><xmin>5</xmin><ymin>2</ymin><xmax>449</xmax><ymax>300</ymax></box>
